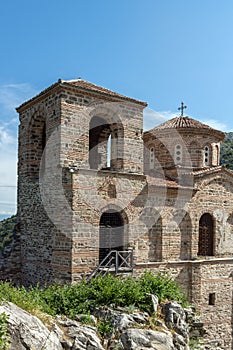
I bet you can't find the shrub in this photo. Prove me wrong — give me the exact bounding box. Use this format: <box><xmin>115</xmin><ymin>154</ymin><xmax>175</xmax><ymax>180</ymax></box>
<box><xmin>0</xmin><ymin>271</ymin><xmax>188</xmax><ymax>318</ymax></box>
<box><xmin>0</xmin><ymin>313</ymin><xmax>10</xmax><ymax>350</ymax></box>
<box><xmin>138</xmin><ymin>270</ymin><xmax>187</xmax><ymax>303</ymax></box>
<box><xmin>97</xmin><ymin>317</ymin><xmax>114</xmax><ymax>337</ymax></box>
<box><xmin>0</xmin><ymin>282</ymin><xmax>47</xmax><ymax>314</ymax></box>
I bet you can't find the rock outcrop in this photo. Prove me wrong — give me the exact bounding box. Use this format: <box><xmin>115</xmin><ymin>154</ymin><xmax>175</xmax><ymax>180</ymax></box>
<box><xmin>0</xmin><ymin>302</ymin><xmax>63</xmax><ymax>350</ymax></box>
<box><xmin>0</xmin><ymin>300</ymin><xmax>222</xmax><ymax>350</ymax></box>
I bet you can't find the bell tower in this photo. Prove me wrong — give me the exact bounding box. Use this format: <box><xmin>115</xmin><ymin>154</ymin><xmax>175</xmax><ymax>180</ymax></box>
<box><xmin>17</xmin><ymin>79</ymin><xmax>147</xmax><ymax>285</ymax></box>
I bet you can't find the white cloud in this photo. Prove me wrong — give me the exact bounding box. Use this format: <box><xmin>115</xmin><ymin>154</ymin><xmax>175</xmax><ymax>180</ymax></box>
<box><xmin>0</xmin><ymin>126</ymin><xmax>16</xmax><ymax>147</ymax></box>
<box><xmin>143</xmin><ymin>108</ymin><xmax>178</xmax><ymax>131</ymax></box>
<box><xmin>199</xmin><ymin>119</ymin><xmax>232</xmax><ymax>132</ymax></box>
<box><xmin>0</xmin><ymin>82</ymin><xmax>37</xmax><ymax>216</ymax></box>
<box><xmin>0</xmin><ymin>83</ymin><xmax>37</xmax><ymax>115</ymax></box>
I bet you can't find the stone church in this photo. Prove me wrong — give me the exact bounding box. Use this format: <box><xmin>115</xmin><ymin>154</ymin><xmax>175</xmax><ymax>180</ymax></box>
<box><xmin>15</xmin><ymin>79</ymin><xmax>233</xmax><ymax>349</ymax></box>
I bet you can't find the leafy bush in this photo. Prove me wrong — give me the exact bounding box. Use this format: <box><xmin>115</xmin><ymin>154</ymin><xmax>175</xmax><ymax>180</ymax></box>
<box><xmin>138</xmin><ymin>270</ymin><xmax>187</xmax><ymax>305</ymax></box>
<box><xmin>0</xmin><ymin>282</ymin><xmax>47</xmax><ymax>314</ymax></box>
<box><xmin>0</xmin><ymin>313</ymin><xmax>10</xmax><ymax>350</ymax></box>
<box><xmin>97</xmin><ymin>317</ymin><xmax>114</xmax><ymax>337</ymax></box>
<box><xmin>77</xmin><ymin>314</ymin><xmax>96</xmax><ymax>326</ymax></box>
<box><xmin>0</xmin><ymin>271</ymin><xmax>187</xmax><ymax>318</ymax></box>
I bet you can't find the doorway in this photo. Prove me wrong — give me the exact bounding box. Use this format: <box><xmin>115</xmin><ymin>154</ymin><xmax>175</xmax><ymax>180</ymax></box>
<box><xmin>99</xmin><ymin>210</ymin><xmax>124</xmax><ymax>263</ymax></box>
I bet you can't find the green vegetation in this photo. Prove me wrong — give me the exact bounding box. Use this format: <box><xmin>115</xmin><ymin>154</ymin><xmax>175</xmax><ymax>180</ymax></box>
<box><xmin>189</xmin><ymin>337</ymin><xmax>202</xmax><ymax>350</ymax></box>
<box><xmin>0</xmin><ymin>313</ymin><xmax>10</xmax><ymax>350</ymax></box>
<box><xmin>97</xmin><ymin>317</ymin><xmax>114</xmax><ymax>337</ymax></box>
<box><xmin>0</xmin><ymin>271</ymin><xmax>187</xmax><ymax>318</ymax></box>
<box><xmin>220</xmin><ymin>132</ymin><xmax>233</xmax><ymax>169</ymax></box>
<box><xmin>0</xmin><ymin>215</ymin><xmax>17</xmax><ymax>251</ymax></box>
<box><xmin>0</xmin><ymin>271</ymin><xmax>187</xmax><ymax>346</ymax></box>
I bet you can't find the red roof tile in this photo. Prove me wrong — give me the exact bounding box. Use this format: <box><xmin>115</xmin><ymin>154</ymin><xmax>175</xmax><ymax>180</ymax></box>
<box><xmin>153</xmin><ymin>116</ymin><xmax>215</xmax><ymax>130</ymax></box>
<box><xmin>63</xmin><ymin>79</ymin><xmax>147</xmax><ymax>105</ymax></box>
<box><xmin>145</xmin><ymin>116</ymin><xmax>225</xmax><ymax>140</ymax></box>
<box><xmin>17</xmin><ymin>79</ymin><xmax>147</xmax><ymax>111</ymax></box>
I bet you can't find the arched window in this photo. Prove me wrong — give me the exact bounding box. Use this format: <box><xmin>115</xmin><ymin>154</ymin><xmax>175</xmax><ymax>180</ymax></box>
<box><xmin>204</xmin><ymin>145</ymin><xmax>210</xmax><ymax>166</ymax></box>
<box><xmin>89</xmin><ymin>116</ymin><xmax>123</xmax><ymax>170</ymax></box>
<box><xmin>198</xmin><ymin>213</ymin><xmax>214</xmax><ymax>256</ymax></box>
<box><xmin>175</xmin><ymin>144</ymin><xmax>182</xmax><ymax>164</ymax></box>
<box><xmin>149</xmin><ymin>147</ymin><xmax>155</xmax><ymax>169</ymax></box>
<box><xmin>89</xmin><ymin>116</ymin><xmax>110</xmax><ymax>170</ymax></box>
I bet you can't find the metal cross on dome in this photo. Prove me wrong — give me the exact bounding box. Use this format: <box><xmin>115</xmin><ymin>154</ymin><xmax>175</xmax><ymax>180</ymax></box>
<box><xmin>178</xmin><ymin>101</ymin><xmax>187</xmax><ymax>116</ymax></box>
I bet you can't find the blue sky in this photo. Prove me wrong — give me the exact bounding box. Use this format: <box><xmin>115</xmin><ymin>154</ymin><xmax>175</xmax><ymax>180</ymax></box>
<box><xmin>1</xmin><ymin>0</ymin><xmax>233</xmax><ymax>217</ymax></box>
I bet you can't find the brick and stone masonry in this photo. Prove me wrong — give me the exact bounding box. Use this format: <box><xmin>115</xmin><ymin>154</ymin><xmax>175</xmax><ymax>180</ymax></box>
<box><xmin>2</xmin><ymin>78</ymin><xmax>233</xmax><ymax>349</ymax></box>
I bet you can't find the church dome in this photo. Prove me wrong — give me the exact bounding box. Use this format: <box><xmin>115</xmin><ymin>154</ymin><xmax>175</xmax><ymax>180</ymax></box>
<box><xmin>143</xmin><ymin>114</ymin><xmax>225</xmax><ymax>172</ymax></box>
<box><xmin>146</xmin><ymin>115</ymin><xmax>225</xmax><ymax>141</ymax></box>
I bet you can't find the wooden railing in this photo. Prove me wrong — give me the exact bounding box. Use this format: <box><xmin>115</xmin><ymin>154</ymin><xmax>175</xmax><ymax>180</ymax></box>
<box><xmin>87</xmin><ymin>250</ymin><xmax>134</xmax><ymax>281</ymax></box>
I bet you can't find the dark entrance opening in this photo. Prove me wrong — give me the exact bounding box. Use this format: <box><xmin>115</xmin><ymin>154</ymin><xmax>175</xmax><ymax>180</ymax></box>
<box><xmin>198</xmin><ymin>213</ymin><xmax>214</xmax><ymax>256</ymax></box>
<box><xmin>99</xmin><ymin>210</ymin><xmax>124</xmax><ymax>263</ymax></box>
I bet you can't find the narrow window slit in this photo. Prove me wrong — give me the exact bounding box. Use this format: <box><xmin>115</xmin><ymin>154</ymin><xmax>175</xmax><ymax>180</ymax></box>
<box><xmin>209</xmin><ymin>293</ymin><xmax>216</xmax><ymax>305</ymax></box>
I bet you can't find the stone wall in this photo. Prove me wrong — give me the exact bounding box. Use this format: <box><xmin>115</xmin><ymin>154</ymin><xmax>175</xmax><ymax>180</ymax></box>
<box><xmin>16</xmin><ymin>81</ymin><xmax>147</xmax><ymax>285</ymax></box>
<box><xmin>134</xmin><ymin>258</ymin><xmax>233</xmax><ymax>350</ymax></box>
<box><xmin>17</xmin><ymin>87</ymin><xmax>74</xmax><ymax>285</ymax></box>
<box><xmin>59</xmin><ymin>89</ymin><xmax>144</xmax><ymax>174</ymax></box>
<box><xmin>71</xmin><ymin>168</ymin><xmax>147</xmax><ymax>280</ymax></box>
<box><xmin>189</xmin><ymin>172</ymin><xmax>233</xmax><ymax>257</ymax></box>
<box><xmin>195</xmin><ymin>259</ymin><xmax>233</xmax><ymax>350</ymax></box>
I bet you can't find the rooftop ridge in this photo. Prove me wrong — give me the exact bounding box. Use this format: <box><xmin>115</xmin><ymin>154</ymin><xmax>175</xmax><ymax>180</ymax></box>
<box><xmin>17</xmin><ymin>78</ymin><xmax>147</xmax><ymax>111</ymax></box>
